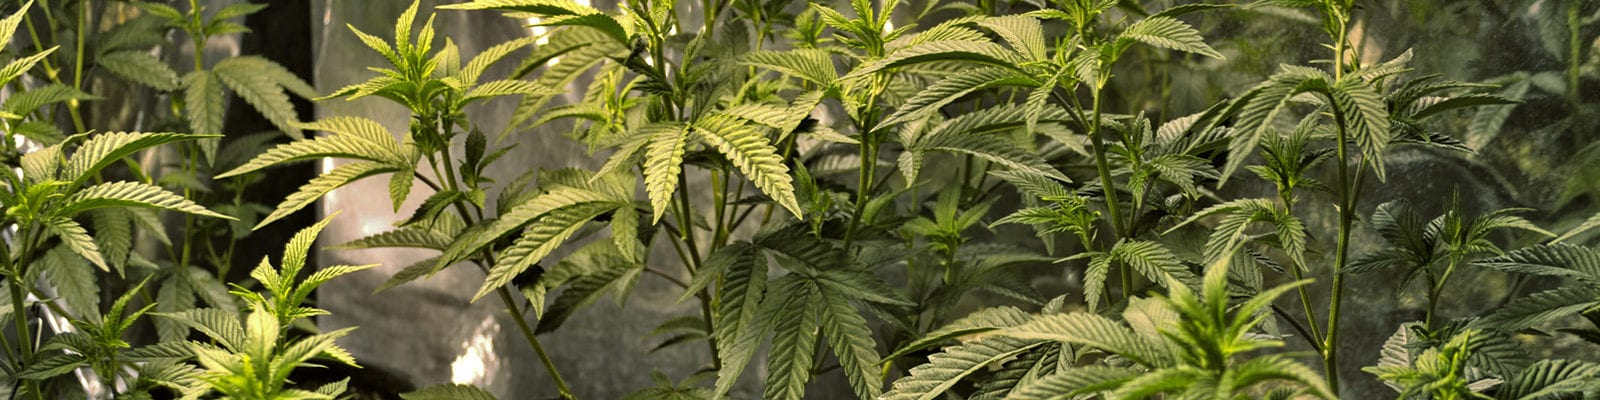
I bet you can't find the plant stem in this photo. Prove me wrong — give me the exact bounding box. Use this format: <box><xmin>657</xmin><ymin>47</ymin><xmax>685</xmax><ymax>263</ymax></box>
<box><xmin>496</xmin><ymin>287</ymin><xmax>576</xmax><ymax>399</ymax></box>
<box><xmin>1281</xmin><ymin>195</ymin><xmax>1324</xmax><ymax>347</ymax></box>
<box><xmin>1323</xmin><ymin>18</ymin><xmax>1352</xmax><ymax>396</ymax></box>
<box><xmin>843</xmin><ymin>130</ymin><xmax>878</xmax><ymax>251</ymax></box>
<box><xmin>1086</xmin><ymin>90</ymin><xmax>1131</xmax><ymax>300</ymax></box>
<box><xmin>1567</xmin><ymin>0</ymin><xmax>1582</xmax><ymax>106</ymax></box>
<box><xmin>1425</xmin><ymin>258</ymin><xmax>1462</xmax><ymax>331</ymax></box>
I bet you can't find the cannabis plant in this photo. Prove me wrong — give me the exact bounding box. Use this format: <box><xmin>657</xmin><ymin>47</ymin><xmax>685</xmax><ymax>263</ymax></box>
<box><xmin>1</xmin><ymin>62</ymin><xmax>227</xmax><ymax>400</ymax></box>
<box><xmin>211</xmin><ymin>0</ymin><xmax>1600</xmax><ymax>398</ymax></box>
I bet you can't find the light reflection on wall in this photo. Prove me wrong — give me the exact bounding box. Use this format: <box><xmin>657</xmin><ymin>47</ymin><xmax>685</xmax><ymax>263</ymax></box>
<box><xmin>451</xmin><ymin>315</ymin><xmax>502</xmax><ymax>387</ymax></box>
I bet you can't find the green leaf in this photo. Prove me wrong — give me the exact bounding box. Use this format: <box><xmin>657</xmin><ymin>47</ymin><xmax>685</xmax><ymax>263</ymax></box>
<box><xmin>1496</xmin><ymin>359</ymin><xmax>1600</xmax><ymax>400</ymax></box>
<box><xmin>216</xmin><ymin>133</ymin><xmax>401</xmax><ymax>180</ymax></box>
<box><xmin>536</xmin><ymin>264</ymin><xmax>639</xmax><ymax>333</ymax></box>
<box><xmin>1221</xmin><ymin>65</ymin><xmax>1332</xmax><ymax>186</ymax></box>
<box><xmin>212</xmin><ymin>2</ymin><xmax>268</xmax><ymax>21</ymax></box>
<box><xmin>693</xmin><ymin>115</ymin><xmax>802</xmax><ymax>218</ymax></box>
<box><xmin>440</xmin><ymin>0</ymin><xmax>631</xmax><ymax>45</ymax></box>
<box><xmin>98</xmin><ymin>51</ymin><xmax>180</xmax><ymax>91</ymax></box>
<box><xmin>475</xmin><ymin>202</ymin><xmax>620</xmax><ymax>302</ymax></box>
<box><xmin>1477</xmin><ymin>244</ymin><xmax>1600</xmax><ymax>281</ymax></box>
<box><xmin>762</xmin><ymin>277</ymin><xmax>821</xmax><ymax>400</ymax></box>
<box><xmin>886</xmin><ymin>306</ymin><xmax>1031</xmax><ymax>361</ymax></box>
<box><xmin>66</xmin><ymin>131</ymin><xmax>215</xmax><ymax>186</ymax></box>
<box><xmin>0</xmin><ymin>1</ymin><xmax>36</xmax><ymax>49</ymax></box>
<box><xmin>40</xmin><ymin>245</ymin><xmax>98</xmax><ymax>318</ymax></box>
<box><xmin>1223</xmin><ymin>355</ymin><xmax>1333</xmax><ymax>398</ymax></box>
<box><xmin>818</xmin><ymin>283</ymin><xmax>883</xmax><ymax>399</ymax></box>
<box><xmin>183</xmin><ymin>71</ymin><xmax>227</xmax><ymax>159</ymax></box>
<box><xmin>158</xmin><ymin>308</ymin><xmax>246</xmax><ymax>351</ymax></box>
<box><xmin>1110</xmin><ymin>240</ymin><xmax>1199</xmax><ymax>290</ymax></box>
<box><xmin>879</xmin><ymin>68</ymin><xmax>1038</xmax><ymax>129</ymax></box>
<box><xmin>844</xmin><ymin>40</ymin><xmax>1027</xmax><ymax>80</ymax></box>
<box><xmin>90</xmin><ymin>209</ymin><xmax>132</xmax><ymax>272</ymax></box>
<box><xmin>0</xmin><ymin>46</ymin><xmax>56</xmax><ymax>86</ymax></box>
<box><xmin>1479</xmin><ymin>286</ymin><xmax>1600</xmax><ymax>331</ymax></box>
<box><xmin>1003</xmin><ymin>313</ymin><xmax>1169</xmax><ymax>367</ymax></box>
<box><xmin>43</xmin><ymin>216</ymin><xmax>108</xmax><ymax>271</ymax></box>
<box><xmin>58</xmin><ymin>181</ymin><xmax>232</xmax><ymax>220</ymax></box>
<box><xmin>1116</xmin><ymin>16</ymin><xmax>1223</xmax><ymax>59</ymax></box>
<box><xmin>301</xmin><ymin>116</ymin><xmax>404</xmax><ymax>155</ymax></box>
<box><xmin>332</xmin><ymin>218</ymin><xmax>458</xmax><ymax>251</ymax></box>
<box><xmin>456</xmin><ymin>37</ymin><xmax>536</xmax><ymax>86</ymax></box>
<box><xmin>461</xmin><ymin>79</ymin><xmax>551</xmax><ymax>104</ymax></box>
<box><xmin>880</xmin><ymin>335</ymin><xmax>1046</xmax><ymax>400</ymax></box>
<box><xmin>644</xmin><ymin>124</ymin><xmax>689</xmax><ymax>223</ymax></box>
<box><xmin>436</xmin><ymin>188</ymin><xmax>615</xmax><ymax>271</ymax></box>
<box><xmin>1005</xmin><ymin>365</ymin><xmax>1142</xmax><ymax>399</ymax></box>
<box><xmin>256</xmin><ymin>162</ymin><xmax>398</xmax><ymax>229</ymax></box>
<box><xmin>402</xmin><ymin>384</ymin><xmax>498</xmax><ymax>400</ymax></box>
<box><xmin>704</xmin><ymin>244</ymin><xmax>766</xmax><ymax>398</ymax></box>
<box><xmin>17</xmin><ymin>353</ymin><xmax>86</xmax><ymax>380</ymax></box>
<box><xmin>3</xmin><ymin>84</ymin><xmax>101</xmax><ymax>117</ymax></box>
<box><xmin>270</xmin><ymin>327</ymin><xmax>359</xmax><ymax>382</ymax></box>
<box><xmin>214</xmin><ymin>56</ymin><xmax>305</xmax><ymax>139</ymax></box>
<box><xmin>910</xmin><ymin>104</ymin><xmax>1072</xmax><ymax>182</ymax></box>
<box><xmin>742</xmin><ymin>49</ymin><xmax>838</xmax><ymax>86</ymax></box>
<box><xmin>1330</xmin><ymin>78</ymin><xmax>1393</xmax><ymax>179</ymax></box>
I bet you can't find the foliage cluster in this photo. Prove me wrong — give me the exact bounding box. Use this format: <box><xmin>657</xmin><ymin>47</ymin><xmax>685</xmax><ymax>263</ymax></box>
<box><xmin>2</xmin><ymin>0</ymin><xmax>1600</xmax><ymax>399</ymax></box>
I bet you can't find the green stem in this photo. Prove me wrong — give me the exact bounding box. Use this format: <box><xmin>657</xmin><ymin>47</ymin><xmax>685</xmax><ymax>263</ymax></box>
<box><xmin>1281</xmin><ymin>198</ymin><xmax>1324</xmax><ymax>347</ymax></box>
<box><xmin>496</xmin><ymin>287</ymin><xmax>576</xmax><ymax>399</ymax></box>
<box><xmin>8</xmin><ymin>226</ymin><xmax>42</xmax><ymax>400</ymax></box>
<box><xmin>842</xmin><ymin>132</ymin><xmax>878</xmax><ymax>251</ymax></box>
<box><xmin>711</xmin><ymin>169</ymin><xmax>730</xmax><ymax>250</ymax></box>
<box><xmin>1426</xmin><ymin>258</ymin><xmax>1462</xmax><ymax>331</ymax></box>
<box><xmin>1086</xmin><ymin>90</ymin><xmax>1131</xmax><ymax>300</ymax></box>
<box><xmin>1324</xmin><ymin>33</ymin><xmax>1351</xmax><ymax>400</ymax></box>
<box><xmin>1567</xmin><ymin>0</ymin><xmax>1582</xmax><ymax>106</ymax></box>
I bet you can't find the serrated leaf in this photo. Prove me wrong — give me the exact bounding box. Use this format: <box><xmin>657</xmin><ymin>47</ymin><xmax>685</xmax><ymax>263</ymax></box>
<box><xmin>1479</xmin><ymin>286</ymin><xmax>1600</xmax><ymax>331</ymax></box>
<box><xmin>1476</xmin><ymin>244</ymin><xmax>1600</xmax><ymax>282</ymax></box>
<box><xmin>66</xmin><ymin>131</ymin><xmax>214</xmax><ymax>186</ymax></box>
<box><xmin>0</xmin><ymin>46</ymin><xmax>56</xmax><ymax>85</ymax></box>
<box><xmin>183</xmin><ymin>71</ymin><xmax>227</xmax><ymax>159</ymax></box>
<box><xmin>461</xmin><ymin>79</ymin><xmax>551</xmax><ymax>104</ymax></box>
<box><xmin>1116</xmin><ymin>16</ymin><xmax>1223</xmax><ymax>59</ymax></box>
<box><xmin>693</xmin><ymin>115</ymin><xmax>802</xmax><ymax>218</ymax></box>
<box><xmin>3</xmin><ymin>83</ymin><xmax>101</xmax><ymax>117</ymax></box>
<box><xmin>214</xmin><ymin>56</ymin><xmax>305</xmax><ymax>139</ymax></box>
<box><xmin>40</xmin><ymin>245</ymin><xmax>98</xmax><ymax>318</ymax></box>
<box><xmin>762</xmin><ymin>277</ymin><xmax>821</xmax><ymax>400</ymax></box>
<box><xmin>99</xmin><ymin>51</ymin><xmax>180</xmax><ymax>91</ymax></box>
<box><xmin>1496</xmin><ymin>359</ymin><xmax>1600</xmax><ymax>400</ymax></box>
<box><xmin>17</xmin><ymin>353</ymin><xmax>86</xmax><ymax>380</ymax></box>
<box><xmin>742</xmin><ymin>49</ymin><xmax>837</xmax><ymax>86</ymax></box>
<box><xmin>256</xmin><ymin>162</ymin><xmax>398</xmax><ymax>229</ymax></box>
<box><xmin>58</xmin><ymin>181</ymin><xmax>232</xmax><ymax>219</ymax></box>
<box><xmin>881</xmin><ymin>335</ymin><xmax>1046</xmax><ymax>400</ymax></box>
<box><xmin>401</xmin><ymin>384</ymin><xmax>498</xmax><ymax>400</ymax></box>
<box><xmin>844</xmin><ymin>40</ymin><xmax>1025</xmax><ymax>80</ymax></box>
<box><xmin>1005</xmin><ymin>365</ymin><xmax>1141</xmax><ymax>399</ymax></box>
<box><xmin>475</xmin><ymin>202</ymin><xmax>620</xmax><ymax>302</ymax></box>
<box><xmin>441</xmin><ymin>0</ymin><xmax>631</xmax><ymax>45</ymax></box>
<box><xmin>879</xmin><ymin>68</ymin><xmax>1038</xmax><ymax>129</ymax></box>
<box><xmin>536</xmin><ymin>264</ymin><xmax>639</xmax><ymax>333</ymax></box>
<box><xmin>158</xmin><ymin>308</ymin><xmax>246</xmax><ymax>351</ymax></box>
<box><xmin>644</xmin><ymin>124</ymin><xmax>688</xmax><ymax>223</ymax></box>
<box><xmin>886</xmin><ymin>306</ymin><xmax>1031</xmax><ymax>361</ymax></box>
<box><xmin>216</xmin><ymin>134</ymin><xmax>400</xmax><ymax>180</ymax></box>
<box><xmin>1003</xmin><ymin>313</ymin><xmax>1169</xmax><ymax>367</ymax></box>
<box><xmin>818</xmin><ymin>283</ymin><xmax>883</xmax><ymax>399</ymax></box>
<box><xmin>43</xmin><ymin>216</ymin><xmax>108</xmax><ymax>271</ymax></box>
